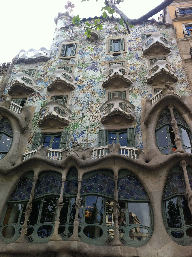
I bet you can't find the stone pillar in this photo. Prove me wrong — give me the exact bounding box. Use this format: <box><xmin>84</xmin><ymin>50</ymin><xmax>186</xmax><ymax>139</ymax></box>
<box><xmin>50</xmin><ymin>174</ymin><xmax>66</xmax><ymax>241</ymax></box>
<box><xmin>16</xmin><ymin>170</ymin><xmax>39</xmax><ymax>243</ymax></box>
<box><xmin>180</xmin><ymin>160</ymin><xmax>192</xmax><ymax>214</ymax></box>
<box><xmin>68</xmin><ymin>172</ymin><xmax>82</xmax><ymax>241</ymax></box>
<box><xmin>168</xmin><ymin>104</ymin><xmax>185</xmax><ymax>153</ymax></box>
<box><xmin>111</xmin><ymin>172</ymin><xmax>122</xmax><ymax>246</ymax></box>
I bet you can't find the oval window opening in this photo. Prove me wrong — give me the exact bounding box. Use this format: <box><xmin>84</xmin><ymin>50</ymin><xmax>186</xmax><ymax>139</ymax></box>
<box><xmin>2</xmin><ymin>226</ymin><xmax>15</xmax><ymax>238</ymax></box>
<box><xmin>37</xmin><ymin>225</ymin><xmax>53</xmax><ymax>238</ymax></box>
<box><xmin>83</xmin><ymin>226</ymin><xmax>103</xmax><ymax>239</ymax></box>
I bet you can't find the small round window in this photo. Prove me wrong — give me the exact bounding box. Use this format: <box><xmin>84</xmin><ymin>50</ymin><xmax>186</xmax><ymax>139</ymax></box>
<box><xmin>0</xmin><ymin>117</ymin><xmax>13</xmax><ymax>159</ymax></box>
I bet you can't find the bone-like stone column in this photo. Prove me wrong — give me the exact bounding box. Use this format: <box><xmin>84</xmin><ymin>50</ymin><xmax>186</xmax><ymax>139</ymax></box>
<box><xmin>168</xmin><ymin>104</ymin><xmax>185</xmax><ymax>153</ymax></box>
<box><xmin>50</xmin><ymin>174</ymin><xmax>66</xmax><ymax>241</ymax></box>
<box><xmin>111</xmin><ymin>171</ymin><xmax>122</xmax><ymax>246</ymax></box>
<box><xmin>180</xmin><ymin>160</ymin><xmax>192</xmax><ymax>215</ymax></box>
<box><xmin>68</xmin><ymin>171</ymin><xmax>82</xmax><ymax>241</ymax></box>
<box><xmin>16</xmin><ymin>170</ymin><xmax>39</xmax><ymax>243</ymax></box>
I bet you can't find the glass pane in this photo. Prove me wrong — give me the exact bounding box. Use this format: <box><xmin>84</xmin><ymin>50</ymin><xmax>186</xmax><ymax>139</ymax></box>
<box><xmin>52</xmin><ymin>136</ymin><xmax>61</xmax><ymax>149</ymax></box>
<box><xmin>186</xmin><ymin>228</ymin><xmax>192</xmax><ymax>237</ymax></box>
<box><xmin>156</xmin><ymin>126</ymin><xmax>169</xmax><ymax>148</ymax></box>
<box><xmin>181</xmin><ymin>197</ymin><xmax>192</xmax><ymax>225</ymax></box>
<box><xmin>69</xmin><ymin>198</ymin><xmax>76</xmax><ymax>224</ymax></box>
<box><xmin>9</xmin><ymin>177</ymin><xmax>33</xmax><ymax>201</ymax></box>
<box><xmin>44</xmin><ymin>136</ymin><xmax>51</xmax><ymax>148</ymax></box>
<box><xmin>28</xmin><ymin>199</ymin><xmax>41</xmax><ymax>225</ymax></box>
<box><xmin>106</xmin><ymin>200</ymin><xmax>114</xmax><ymax>226</ymax></box>
<box><xmin>81</xmin><ymin>173</ymin><xmax>114</xmax><ymax>198</ymax></box>
<box><xmin>0</xmin><ymin>134</ymin><xmax>12</xmax><ymax>153</ymax></box>
<box><xmin>109</xmin><ymin>133</ymin><xmax>116</xmax><ymax>144</ymax></box>
<box><xmin>3</xmin><ymin>203</ymin><xmax>22</xmax><ymax>225</ymax></box>
<box><xmin>40</xmin><ymin>197</ymin><xmax>58</xmax><ymax>223</ymax></box>
<box><xmin>119</xmin><ymin>201</ymin><xmax>126</xmax><ymax>226</ymax></box>
<box><xmin>34</xmin><ymin>173</ymin><xmax>62</xmax><ymax>198</ymax></box>
<box><xmin>118</xmin><ymin>175</ymin><xmax>148</xmax><ymax>200</ymax></box>
<box><xmin>165</xmin><ymin>197</ymin><xmax>182</xmax><ymax>228</ymax></box>
<box><xmin>129</xmin><ymin>202</ymin><xmax>150</xmax><ymax>227</ymax></box>
<box><xmin>119</xmin><ymin>132</ymin><xmax>127</xmax><ymax>146</ymax></box>
<box><xmin>129</xmin><ymin>227</ymin><xmax>149</xmax><ymax>241</ymax></box>
<box><xmin>59</xmin><ymin>198</ymin><xmax>69</xmax><ymax>225</ymax></box>
<box><xmin>85</xmin><ymin>196</ymin><xmax>103</xmax><ymax>224</ymax></box>
<box><xmin>37</xmin><ymin>225</ymin><xmax>53</xmax><ymax>238</ymax></box>
<box><xmin>163</xmin><ymin>173</ymin><xmax>185</xmax><ymax>199</ymax></box>
<box><xmin>114</xmin><ymin>40</ymin><xmax>120</xmax><ymax>52</ymax></box>
<box><xmin>2</xmin><ymin>226</ymin><xmax>15</xmax><ymax>238</ymax></box>
<box><xmin>66</xmin><ymin>45</ymin><xmax>73</xmax><ymax>56</ymax></box>
<box><xmin>83</xmin><ymin>226</ymin><xmax>103</xmax><ymax>239</ymax></box>
<box><xmin>171</xmin><ymin>231</ymin><xmax>184</xmax><ymax>238</ymax></box>
<box><xmin>181</xmin><ymin>128</ymin><xmax>191</xmax><ymax>150</ymax></box>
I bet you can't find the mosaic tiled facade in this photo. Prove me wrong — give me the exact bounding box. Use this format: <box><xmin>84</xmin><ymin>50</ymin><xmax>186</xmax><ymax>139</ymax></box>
<box><xmin>1</xmin><ymin>7</ymin><xmax>192</xmax><ymax>257</ymax></box>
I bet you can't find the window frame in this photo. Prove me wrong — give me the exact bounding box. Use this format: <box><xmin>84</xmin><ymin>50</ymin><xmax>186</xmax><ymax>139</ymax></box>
<box><xmin>162</xmin><ymin>166</ymin><xmax>192</xmax><ymax>246</ymax></box>
<box><xmin>59</xmin><ymin>41</ymin><xmax>78</xmax><ymax>59</ymax></box>
<box><xmin>106</xmin><ymin>37</ymin><xmax>127</xmax><ymax>56</ymax></box>
<box><xmin>0</xmin><ymin>117</ymin><xmax>13</xmax><ymax>160</ymax></box>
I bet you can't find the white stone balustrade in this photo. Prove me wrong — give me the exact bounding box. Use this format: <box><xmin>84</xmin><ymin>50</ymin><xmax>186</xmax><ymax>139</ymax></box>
<box><xmin>23</xmin><ymin>150</ymin><xmax>37</xmax><ymax>160</ymax></box>
<box><xmin>91</xmin><ymin>146</ymin><xmax>138</xmax><ymax>159</ymax></box>
<box><xmin>151</xmin><ymin>90</ymin><xmax>163</xmax><ymax>105</ymax></box>
<box><xmin>23</xmin><ymin>146</ymin><xmax>138</xmax><ymax>161</ymax></box>
<box><xmin>9</xmin><ymin>101</ymin><xmax>23</xmax><ymax>114</ymax></box>
<box><xmin>47</xmin><ymin>148</ymin><xmax>63</xmax><ymax>160</ymax></box>
<box><xmin>100</xmin><ymin>97</ymin><xmax>135</xmax><ymax>123</ymax></box>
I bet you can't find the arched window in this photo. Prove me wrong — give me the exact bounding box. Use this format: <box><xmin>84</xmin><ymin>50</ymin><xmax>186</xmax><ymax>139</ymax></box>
<box><xmin>59</xmin><ymin>167</ymin><xmax>78</xmax><ymax>240</ymax></box>
<box><xmin>0</xmin><ymin>117</ymin><xmax>13</xmax><ymax>159</ymax></box>
<box><xmin>156</xmin><ymin>108</ymin><xmax>192</xmax><ymax>154</ymax></box>
<box><xmin>117</xmin><ymin>170</ymin><xmax>152</xmax><ymax>246</ymax></box>
<box><xmin>163</xmin><ymin>166</ymin><xmax>192</xmax><ymax>246</ymax></box>
<box><xmin>27</xmin><ymin>171</ymin><xmax>62</xmax><ymax>243</ymax></box>
<box><xmin>79</xmin><ymin>170</ymin><xmax>115</xmax><ymax>245</ymax></box>
<box><xmin>0</xmin><ymin>172</ymin><xmax>33</xmax><ymax>243</ymax></box>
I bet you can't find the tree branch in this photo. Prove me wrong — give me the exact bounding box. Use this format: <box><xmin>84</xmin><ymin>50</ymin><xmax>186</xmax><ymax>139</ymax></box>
<box><xmin>106</xmin><ymin>0</ymin><xmax>175</xmax><ymax>25</ymax></box>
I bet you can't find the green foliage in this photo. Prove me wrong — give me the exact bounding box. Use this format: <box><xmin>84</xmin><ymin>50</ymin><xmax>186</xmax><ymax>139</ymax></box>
<box><xmin>72</xmin><ymin>15</ymin><xmax>81</xmax><ymax>26</ymax></box>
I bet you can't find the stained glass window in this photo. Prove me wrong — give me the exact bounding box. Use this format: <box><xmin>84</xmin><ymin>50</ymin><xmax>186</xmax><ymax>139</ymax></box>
<box><xmin>117</xmin><ymin>170</ymin><xmax>151</xmax><ymax>246</ymax></box>
<box><xmin>0</xmin><ymin>172</ymin><xmax>33</xmax><ymax>243</ymax></box>
<box><xmin>0</xmin><ymin>117</ymin><xmax>13</xmax><ymax>160</ymax></box>
<box><xmin>163</xmin><ymin>166</ymin><xmax>192</xmax><ymax>246</ymax></box>
<box><xmin>79</xmin><ymin>170</ymin><xmax>114</xmax><ymax>245</ymax></box>
<box><xmin>59</xmin><ymin>168</ymin><xmax>78</xmax><ymax>240</ymax></box>
<box><xmin>27</xmin><ymin>172</ymin><xmax>62</xmax><ymax>243</ymax></box>
<box><xmin>156</xmin><ymin>108</ymin><xmax>192</xmax><ymax>154</ymax></box>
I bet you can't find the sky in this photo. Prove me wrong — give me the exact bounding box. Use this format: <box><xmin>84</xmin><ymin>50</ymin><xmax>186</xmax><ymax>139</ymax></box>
<box><xmin>0</xmin><ymin>0</ymin><xmax>164</xmax><ymax>63</ymax></box>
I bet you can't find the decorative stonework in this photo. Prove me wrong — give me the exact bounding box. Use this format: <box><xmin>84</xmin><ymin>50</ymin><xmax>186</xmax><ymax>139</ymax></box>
<box><xmin>142</xmin><ymin>32</ymin><xmax>170</xmax><ymax>55</ymax></box>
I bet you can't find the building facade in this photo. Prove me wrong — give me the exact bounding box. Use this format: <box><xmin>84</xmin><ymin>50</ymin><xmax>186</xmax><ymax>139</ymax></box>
<box><xmin>0</xmin><ymin>7</ymin><xmax>192</xmax><ymax>257</ymax></box>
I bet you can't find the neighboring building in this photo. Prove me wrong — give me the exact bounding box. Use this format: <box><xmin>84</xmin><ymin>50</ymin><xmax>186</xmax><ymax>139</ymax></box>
<box><xmin>164</xmin><ymin>0</ymin><xmax>192</xmax><ymax>89</ymax></box>
<box><xmin>0</xmin><ymin>8</ymin><xmax>192</xmax><ymax>257</ymax></box>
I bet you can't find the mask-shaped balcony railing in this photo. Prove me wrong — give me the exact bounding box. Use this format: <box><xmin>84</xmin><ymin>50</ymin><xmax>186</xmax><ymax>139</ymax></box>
<box><xmin>102</xmin><ymin>64</ymin><xmax>132</xmax><ymax>89</ymax></box>
<box><xmin>150</xmin><ymin>84</ymin><xmax>181</xmax><ymax>105</ymax></box>
<box><xmin>100</xmin><ymin>97</ymin><xmax>135</xmax><ymax>125</ymax></box>
<box><xmin>14</xmin><ymin>47</ymin><xmax>50</xmax><ymax>64</ymax></box>
<box><xmin>39</xmin><ymin>102</ymin><xmax>71</xmax><ymax>128</ymax></box>
<box><xmin>9</xmin><ymin>101</ymin><xmax>23</xmax><ymax>114</ymax></box>
<box><xmin>142</xmin><ymin>33</ymin><xmax>170</xmax><ymax>55</ymax></box>
<box><xmin>47</xmin><ymin>69</ymin><xmax>75</xmax><ymax>93</ymax></box>
<box><xmin>147</xmin><ymin>60</ymin><xmax>178</xmax><ymax>84</ymax></box>
<box><xmin>8</xmin><ymin>72</ymin><xmax>35</xmax><ymax>96</ymax></box>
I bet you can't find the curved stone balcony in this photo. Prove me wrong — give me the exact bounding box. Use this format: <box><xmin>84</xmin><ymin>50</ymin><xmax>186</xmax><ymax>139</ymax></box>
<box><xmin>100</xmin><ymin>97</ymin><xmax>135</xmax><ymax>125</ymax></box>
<box><xmin>102</xmin><ymin>64</ymin><xmax>132</xmax><ymax>89</ymax></box>
<box><xmin>47</xmin><ymin>69</ymin><xmax>75</xmax><ymax>93</ymax></box>
<box><xmin>147</xmin><ymin>60</ymin><xmax>177</xmax><ymax>84</ymax></box>
<box><xmin>39</xmin><ymin>102</ymin><xmax>71</xmax><ymax>128</ymax></box>
<box><xmin>14</xmin><ymin>47</ymin><xmax>50</xmax><ymax>64</ymax></box>
<box><xmin>8</xmin><ymin>72</ymin><xmax>35</xmax><ymax>96</ymax></box>
<box><xmin>142</xmin><ymin>33</ymin><xmax>170</xmax><ymax>55</ymax></box>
